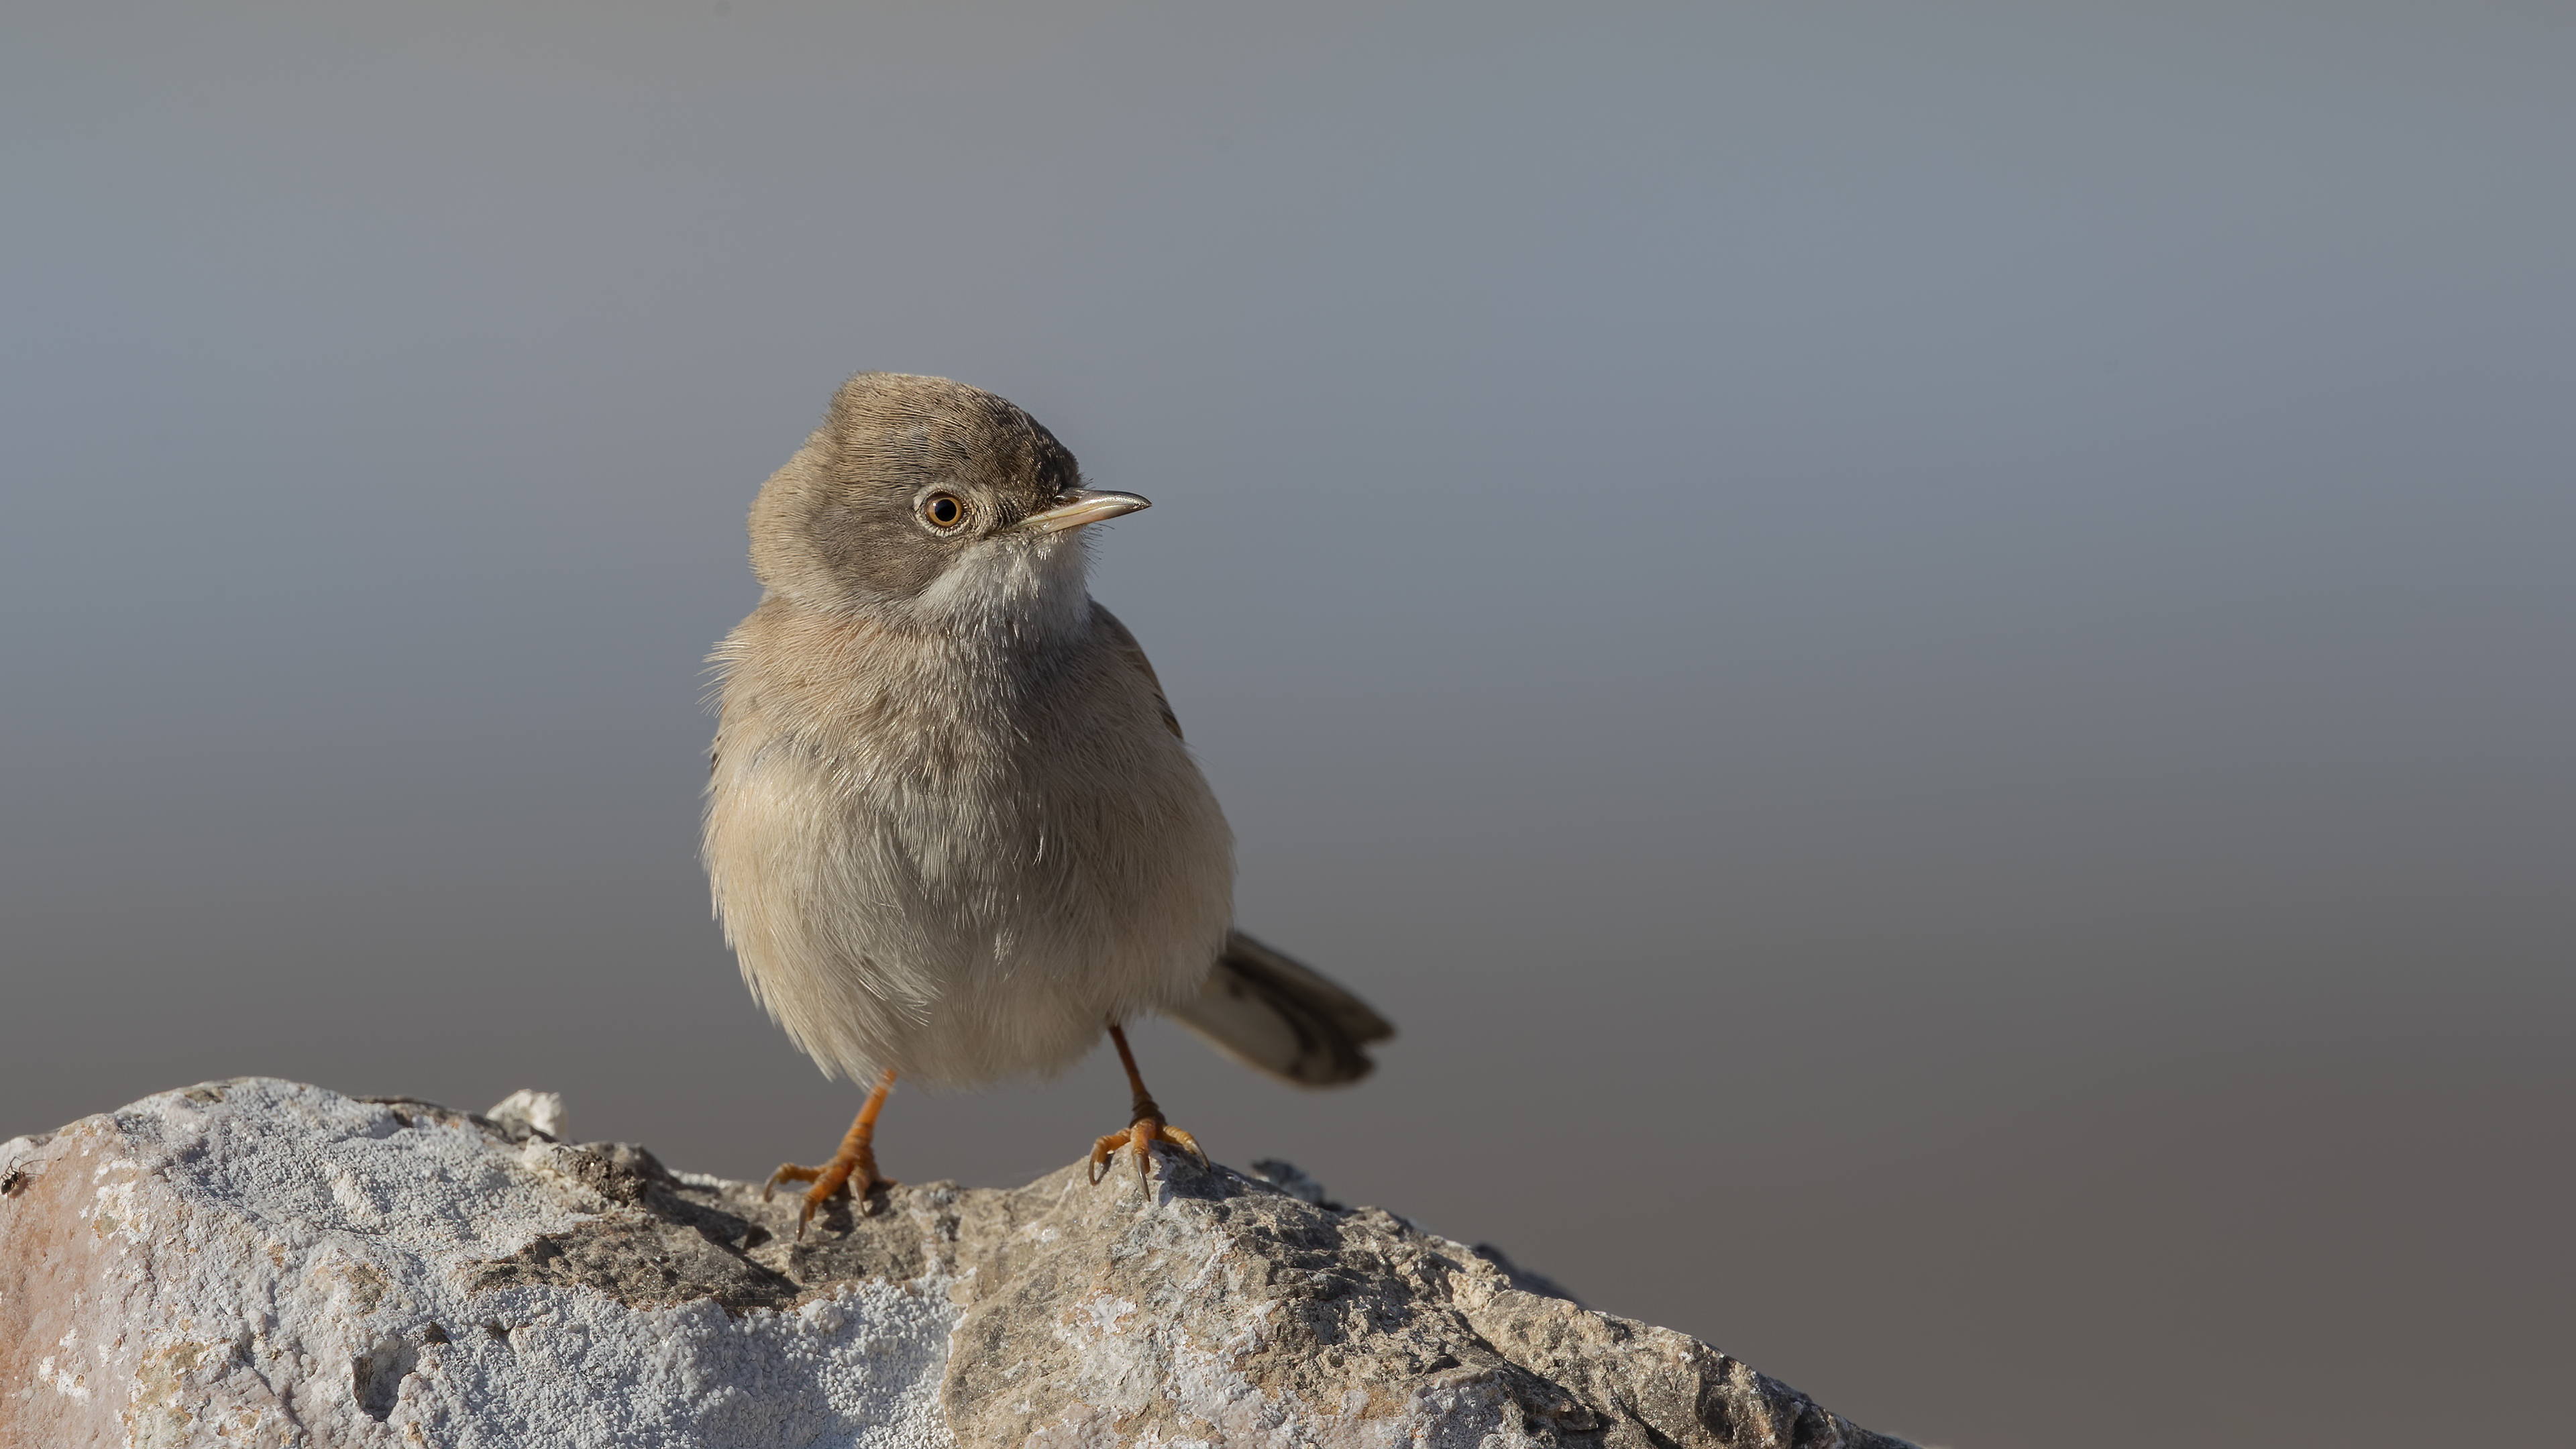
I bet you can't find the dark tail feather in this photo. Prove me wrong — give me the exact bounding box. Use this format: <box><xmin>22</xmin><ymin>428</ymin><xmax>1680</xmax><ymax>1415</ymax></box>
<box><xmin>1162</xmin><ymin>930</ymin><xmax>1396</xmax><ymax>1086</ymax></box>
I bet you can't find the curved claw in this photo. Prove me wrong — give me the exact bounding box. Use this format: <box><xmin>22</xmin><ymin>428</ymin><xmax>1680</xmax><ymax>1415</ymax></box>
<box><xmin>763</xmin><ymin>1155</ymin><xmax>892</xmax><ymax>1238</ymax></box>
<box><xmin>771</xmin><ymin>1069</ymin><xmax>899</xmax><ymax>1238</ymax></box>
<box><xmin>1092</xmin><ymin>1027</ymin><xmax>1204</xmax><ymax>1192</ymax></box>
<box><xmin>1088</xmin><ymin>1130</ymin><xmax>1130</xmax><ymax>1185</ymax></box>
<box><xmin>1087</xmin><ymin>1118</ymin><xmax>1207</xmax><ymax>1187</ymax></box>
<box><xmin>1161</xmin><ymin>1125</ymin><xmax>1210</xmax><ymax>1171</ymax></box>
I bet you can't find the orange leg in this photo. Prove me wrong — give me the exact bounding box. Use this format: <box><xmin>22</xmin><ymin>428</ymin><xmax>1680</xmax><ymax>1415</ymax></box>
<box><xmin>765</xmin><ymin>1066</ymin><xmax>897</xmax><ymax>1236</ymax></box>
<box><xmin>1088</xmin><ymin>1023</ymin><xmax>1209</xmax><ymax>1186</ymax></box>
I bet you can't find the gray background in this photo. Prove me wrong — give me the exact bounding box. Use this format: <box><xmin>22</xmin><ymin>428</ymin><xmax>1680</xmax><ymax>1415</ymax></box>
<box><xmin>4</xmin><ymin>4</ymin><xmax>2570</xmax><ymax>1445</ymax></box>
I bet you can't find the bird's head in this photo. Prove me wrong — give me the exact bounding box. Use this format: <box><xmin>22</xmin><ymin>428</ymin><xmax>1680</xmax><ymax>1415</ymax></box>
<box><xmin>747</xmin><ymin>372</ymin><xmax>1148</xmax><ymax>636</ymax></box>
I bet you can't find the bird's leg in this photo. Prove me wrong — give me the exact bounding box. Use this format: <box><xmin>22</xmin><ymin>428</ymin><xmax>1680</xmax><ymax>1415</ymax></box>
<box><xmin>1088</xmin><ymin>1023</ymin><xmax>1208</xmax><ymax>1185</ymax></box>
<box><xmin>764</xmin><ymin>1066</ymin><xmax>897</xmax><ymax>1236</ymax></box>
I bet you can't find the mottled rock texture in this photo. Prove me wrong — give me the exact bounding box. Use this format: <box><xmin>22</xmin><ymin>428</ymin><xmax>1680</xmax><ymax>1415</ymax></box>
<box><xmin>1</xmin><ymin>1079</ymin><xmax>1911</xmax><ymax>1449</ymax></box>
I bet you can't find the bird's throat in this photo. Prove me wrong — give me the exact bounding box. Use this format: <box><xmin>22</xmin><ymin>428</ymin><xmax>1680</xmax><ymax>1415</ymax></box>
<box><xmin>899</xmin><ymin>535</ymin><xmax>1093</xmax><ymax>647</ymax></box>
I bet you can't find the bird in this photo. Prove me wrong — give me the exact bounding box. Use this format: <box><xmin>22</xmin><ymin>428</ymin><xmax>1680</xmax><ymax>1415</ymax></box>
<box><xmin>702</xmin><ymin>372</ymin><xmax>1393</xmax><ymax>1232</ymax></box>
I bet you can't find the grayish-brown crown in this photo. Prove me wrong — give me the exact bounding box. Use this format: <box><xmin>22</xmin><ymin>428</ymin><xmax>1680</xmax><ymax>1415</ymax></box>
<box><xmin>749</xmin><ymin>372</ymin><xmax>1082</xmax><ymax>606</ymax></box>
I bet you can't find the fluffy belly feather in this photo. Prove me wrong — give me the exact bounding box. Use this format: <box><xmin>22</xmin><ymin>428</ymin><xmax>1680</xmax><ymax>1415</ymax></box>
<box><xmin>704</xmin><ymin>699</ymin><xmax>1234</xmax><ymax>1089</ymax></box>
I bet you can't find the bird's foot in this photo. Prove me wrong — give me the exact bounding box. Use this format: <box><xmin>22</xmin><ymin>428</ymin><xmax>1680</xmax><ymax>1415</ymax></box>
<box><xmin>1088</xmin><ymin>1111</ymin><xmax>1208</xmax><ymax>1186</ymax></box>
<box><xmin>763</xmin><ymin>1143</ymin><xmax>893</xmax><ymax>1238</ymax></box>
<box><xmin>766</xmin><ymin>1067</ymin><xmax>898</xmax><ymax>1238</ymax></box>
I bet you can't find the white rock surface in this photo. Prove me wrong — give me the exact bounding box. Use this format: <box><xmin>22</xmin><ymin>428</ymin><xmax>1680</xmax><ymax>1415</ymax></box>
<box><xmin>481</xmin><ymin>1090</ymin><xmax>567</xmax><ymax>1143</ymax></box>
<box><xmin>0</xmin><ymin>1079</ymin><xmax>1911</xmax><ymax>1449</ymax></box>
<box><xmin>0</xmin><ymin>1081</ymin><xmax>951</xmax><ymax>1448</ymax></box>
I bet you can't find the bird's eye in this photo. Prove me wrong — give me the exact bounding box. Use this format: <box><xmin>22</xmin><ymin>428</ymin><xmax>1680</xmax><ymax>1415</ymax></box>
<box><xmin>920</xmin><ymin>493</ymin><xmax>965</xmax><ymax>530</ymax></box>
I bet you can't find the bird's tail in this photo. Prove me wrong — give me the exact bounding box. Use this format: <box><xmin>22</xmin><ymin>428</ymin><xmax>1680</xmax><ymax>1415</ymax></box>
<box><xmin>1162</xmin><ymin>930</ymin><xmax>1395</xmax><ymax>1086</ymax></box>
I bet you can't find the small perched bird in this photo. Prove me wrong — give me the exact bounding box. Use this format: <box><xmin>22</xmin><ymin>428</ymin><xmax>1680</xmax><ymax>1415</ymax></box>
<box><xmin>704</xmin><ymin>372</ymin><xmax>1393</xmax><ymax>1230</ymax></box>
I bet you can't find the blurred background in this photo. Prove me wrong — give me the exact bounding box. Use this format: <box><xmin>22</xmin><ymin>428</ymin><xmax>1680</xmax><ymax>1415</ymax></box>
<box><xmin>4</xmin><ymin>3</ymin><xmax>2571</xmax><ymax>1445</ymax></box>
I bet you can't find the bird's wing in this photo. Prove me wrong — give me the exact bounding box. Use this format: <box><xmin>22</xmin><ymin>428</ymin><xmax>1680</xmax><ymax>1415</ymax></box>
<box><xmin>1087</xmin><ymin>606</ymin><xmax>1393</xmax><ymax>1083</ymax></box>
<box><xmin>1091</xmin><ymin>602</ymin><xmax>1183</xmax><ymax>740</ymax></box>
<box><xmin>1163</xmin><ymin>930</ymin><xmax>1397</xmax><ymax>1086</ymax></box>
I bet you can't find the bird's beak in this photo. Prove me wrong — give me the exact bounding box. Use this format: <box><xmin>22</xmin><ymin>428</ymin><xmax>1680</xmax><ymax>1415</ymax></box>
<box><xmin>1016</xmin><ymin>488</ymin><xmax>1152</xmax><ymax>534</ymax></box>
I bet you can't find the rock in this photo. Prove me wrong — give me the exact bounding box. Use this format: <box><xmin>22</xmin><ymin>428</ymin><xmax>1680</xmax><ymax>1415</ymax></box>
<box><xmin>482</xmin><ymin>1090</ymin><xmax>567</xmax><ymax>1142</ymax></box>
<box><xmin>0</xmin><ymin>1079</ymin><xmax>1912</xmax><ymax>1448</ymax></box>
<box><xmin>1246</xmin><ymin>1158</ymin><xmax>1334</xmax><ymax>1208</ymax></box>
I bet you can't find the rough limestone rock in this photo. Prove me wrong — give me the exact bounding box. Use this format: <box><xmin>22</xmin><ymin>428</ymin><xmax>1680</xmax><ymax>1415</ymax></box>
<box><xmin>1</xmin><ymin>1079</ymin><xmax>1911</xmax><ymax>1448</ymax></box>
